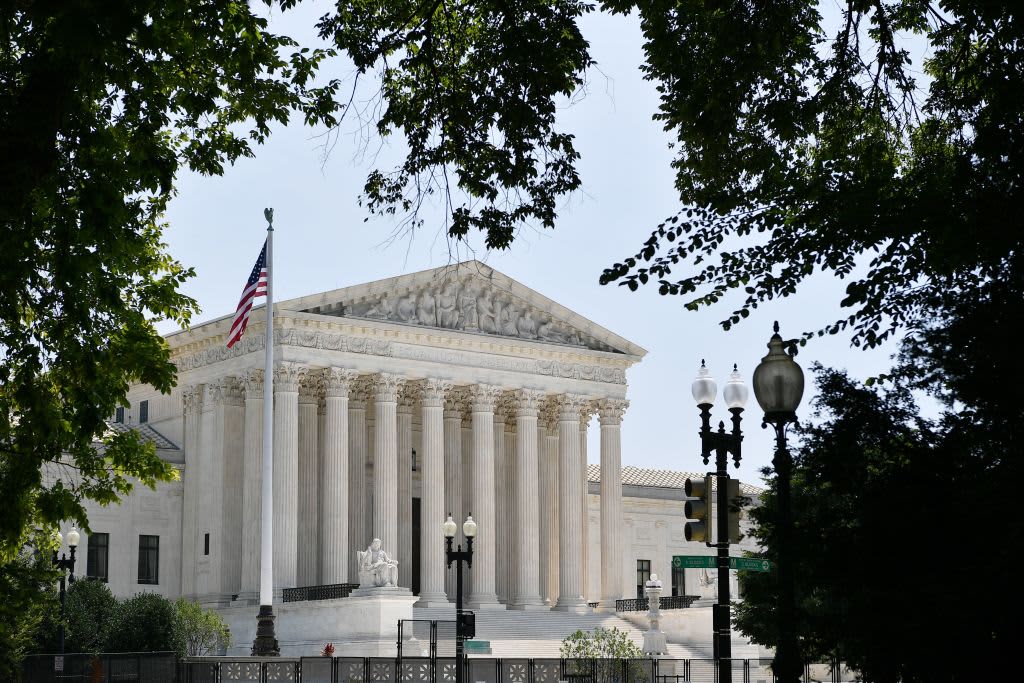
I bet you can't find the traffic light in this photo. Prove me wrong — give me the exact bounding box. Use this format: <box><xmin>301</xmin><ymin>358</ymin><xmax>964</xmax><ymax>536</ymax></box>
<box><xmin>457</xmin><ymin>611</ymin><xmax>476</xmax><ymax>640</ymax></box>
<box><xmin>727</xmin><ymin>478</ymin><xmax>742</xmax><ymax>544</ymax></box>
<box><xmin>684</xmin><ymin>474</ymin><xmax>713</xmax><ymax>542</ymax></box>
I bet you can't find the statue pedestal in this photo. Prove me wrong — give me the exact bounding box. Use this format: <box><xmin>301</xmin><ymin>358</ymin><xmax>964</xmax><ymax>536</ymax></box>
<box><xmin>349</xmin><ymin>586</ymin><xmax>413</xmax><ymax>598</ymax></box>
<box><xmin>642</xmin><ymin>576</ymin><xmax>669</xmax><ymax>656</ymax></box>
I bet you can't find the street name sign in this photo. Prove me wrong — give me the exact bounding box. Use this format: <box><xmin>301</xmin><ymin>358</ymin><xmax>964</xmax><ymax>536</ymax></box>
<box><xmin>729</xmin><ymin>557</ymin><xmax>771</xmax><ymax>572</ymax></box>
<box><xmin>672</xmin><ymin>555</ymin><xmax>716</xmax><ymax>569</ymax></box>
<box><xmin>672</xmin><ymin>555</ymin><xmax>771</xmax><ymax>572</ymax></box>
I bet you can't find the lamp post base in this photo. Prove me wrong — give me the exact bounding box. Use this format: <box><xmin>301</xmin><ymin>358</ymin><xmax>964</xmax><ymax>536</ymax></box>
<box><xmin>251</xmin><ymin>604</ymin><xmax>280</xmax><ymax>657</ymax></box>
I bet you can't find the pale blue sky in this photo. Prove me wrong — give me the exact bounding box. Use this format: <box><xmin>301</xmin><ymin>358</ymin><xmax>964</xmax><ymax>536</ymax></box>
<box><xmin>162</xmin><ymin>2</ymin><xmax>907</xmax><ymax>484</ymax></box>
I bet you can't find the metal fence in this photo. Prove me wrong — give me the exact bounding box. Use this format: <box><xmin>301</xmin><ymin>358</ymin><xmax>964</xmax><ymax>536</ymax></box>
<box><xmin>22</xmin><ymin>653</ymin><xmax>863</xmax><ymax>683</ymax></box>
<box><xmin>614</xmin><ymin>596</ymin><xmax>699</xmax><ymax>612</ymax></box>
<box><xmin>282</xmin><ymin>583</ymin><xmax>361</xmax><ymax>603</ymax></box>
<box><xmin>176</xmin><ymin>657</ymin><xmax>863</xmax><ymax>683</ymax></box>
<box><xmin>22</xmin><ymin>651</ymin><xmax>178</xmax><ymax>683</ymax></box>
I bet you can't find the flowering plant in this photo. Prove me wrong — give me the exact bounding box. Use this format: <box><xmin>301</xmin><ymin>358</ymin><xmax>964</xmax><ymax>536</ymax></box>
<box><xmin>321</xmin><ymin>642</ymin><xmax>335</xmax><ymax>657</ymax></box>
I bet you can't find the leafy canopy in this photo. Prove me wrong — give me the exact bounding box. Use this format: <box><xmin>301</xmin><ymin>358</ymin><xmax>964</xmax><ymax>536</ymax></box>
<box><xmin>595</xmin><ymin>1</ymin><xmax>1024</xmax><ymax>348</ymax></box>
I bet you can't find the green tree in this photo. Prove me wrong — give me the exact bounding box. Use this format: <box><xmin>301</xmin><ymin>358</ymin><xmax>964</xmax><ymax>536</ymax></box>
<box><xmin>65</xmin><ymin>580</ymin><xmax>119</xmax><ymax>655</ymax></box>
<box><xmin>103</xmin><ymin>592</ymin><xmax>183</xmax><ymax>655</ymax></box>
<box><xmin>596</xmin><ymin>2</ymin><xmax>1023</xmax><ymax>349</ymax></box>
<box><xmin>0</xmin><ymin>535</ymin><xmax>57</xmax><ymax>678</ymax></box>
<box><xmin>734</xmin><ymin>362</ymin><xmax>1016</xmax><ymax>683</ymax></box>
<box><xmin>175</xmin><ymin>598</ymin><xmax>230</xmax><ymax>657</ymax></box>
<box><xmin>561</xmin><ymin>627</ymin><xmax>647</xmax><ymax>683</ymax></box>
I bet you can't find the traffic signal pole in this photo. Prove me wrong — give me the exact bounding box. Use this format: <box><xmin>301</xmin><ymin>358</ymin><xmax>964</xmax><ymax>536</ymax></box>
<box><xmin>693</xmin><ymin>403</ymin><xmax>744</xmax><ymax>683</ymax></box>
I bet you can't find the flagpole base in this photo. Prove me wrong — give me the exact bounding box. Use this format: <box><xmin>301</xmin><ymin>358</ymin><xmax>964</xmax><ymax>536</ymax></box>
<box><xmin>251</xmin><ymin>604</ymin><xmax>280</xmax><ymax>657</ymax></box>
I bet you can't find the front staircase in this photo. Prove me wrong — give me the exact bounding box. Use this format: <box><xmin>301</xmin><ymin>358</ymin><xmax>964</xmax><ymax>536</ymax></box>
<box><xmin>410</xmin><ymin>606</ymin><xmax>708</xmax><ymax>659</ymax></box>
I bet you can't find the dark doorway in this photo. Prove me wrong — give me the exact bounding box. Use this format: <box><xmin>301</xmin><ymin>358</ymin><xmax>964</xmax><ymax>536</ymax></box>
<box><xmin>412</xmin><ymin>497</ymin><xmax>421</xmax><ymax>595</ymax></box>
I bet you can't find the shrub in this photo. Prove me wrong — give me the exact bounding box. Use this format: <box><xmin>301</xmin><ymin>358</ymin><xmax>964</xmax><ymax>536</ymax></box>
<box><xmin>65</xmin><ymin>580</ymin><xmax>118</xmax><ymax>654</ymax></box>
<box><xmin>103</xmin><ymin>592</ymin><xmax>183</xmax><ymax>655</ymax></box>
<box><xmin>175</xmin><ymin>598</ymin><xmax>230</xmax><ymax>656</ymax></box>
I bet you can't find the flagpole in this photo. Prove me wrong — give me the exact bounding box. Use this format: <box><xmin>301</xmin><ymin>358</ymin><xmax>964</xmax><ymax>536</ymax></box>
<box><xmin>252</xmin><ymin>208</ymin><xmax>279</xmax><ymax>656</ymax></box>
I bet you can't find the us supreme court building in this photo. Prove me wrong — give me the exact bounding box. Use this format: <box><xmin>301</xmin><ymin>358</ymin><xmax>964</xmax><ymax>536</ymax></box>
<box><xmin>71</xmin><ymin>261</ymin><xmax>761</xmax><ymax>655</ymax></box>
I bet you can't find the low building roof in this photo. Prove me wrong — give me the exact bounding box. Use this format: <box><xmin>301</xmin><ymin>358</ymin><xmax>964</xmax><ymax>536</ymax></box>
<box><xmin>586</xmin><ymin>463</ymin><xmax>764</xmax><ymax>495</ymax></box>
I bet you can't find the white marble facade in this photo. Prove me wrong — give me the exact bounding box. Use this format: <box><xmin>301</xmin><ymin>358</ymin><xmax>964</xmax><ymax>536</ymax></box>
<box><xmin>72</xmin><ymin>262</ymin><xmax>761</xmax><ymax>622</ymax></box>
<box><xmin>109</xmin><ymin>262</ymin><xmax>642</xmax><ymax>608</ymax></box>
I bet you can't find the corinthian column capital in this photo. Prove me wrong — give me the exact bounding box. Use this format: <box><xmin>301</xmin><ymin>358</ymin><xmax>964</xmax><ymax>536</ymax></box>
<box><xmin>242</xmin><ymin>368</ymin><xmax>264</xmax><ymax>400</ymax></box>
<box><xmin>468</xmin><ymin>383</ymin><xmax>503</xmax><ymax>413</ymax></box>
<box><xmin>557</xmin><ymin>393</ymin><xmax>590</xmax><ymax>421</ymax></box>
<box><xmin>274</xmin><ymin>362</ymin><xmax>305</xmax><ymax>393</ymax></box>
<box><xmin>513</xmin><ymin>388</ymin><xmax>545</xmax><ymax>417</ymax></box>
<box><xmin>420</xmin><ymin>378</ymin><xmax>453</xmax><ymax>408</ymax></box>
<box><xmin>367</xmin><ymin>372</ymin><xmax>405</xmax><ymax>402</ymax></box>
<box><xmin>322</xmin><ymin>367</ymin><xmax>360</xmax><ymax>398</ymax></box>
<box><xmin>597</xmin><ymin>398</ymin><xmax>629</xmax><ymax>426</ymax></box>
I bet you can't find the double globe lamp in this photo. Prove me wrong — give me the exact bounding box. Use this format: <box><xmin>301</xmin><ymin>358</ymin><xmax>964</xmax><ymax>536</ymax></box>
<box><xmin>443</xmin><ymin>513</ymin><xmax>477</xmax><ymax>683</ymax></box>
<box><xmin>52</xmin><ymin>527</ymin><xmax>81</xmax><ymax>656</ymax></box>
<box><xmin>690</xmin><ymin>322</ymin><xmax>804</xmax><ymax>683</ymax></box>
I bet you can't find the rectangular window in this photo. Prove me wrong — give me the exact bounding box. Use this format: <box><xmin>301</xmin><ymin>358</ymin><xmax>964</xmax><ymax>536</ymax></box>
<box><xmin>86</xmin><ymin>533</ymin><xmax>109</xmax><ymax>582</ymax></box>
<box><xmin>114</xmin><ymin>407</ymin><xmax>124</xmax><ymax>424</ymax></box>
<box><xmin>636</xmin><ymin>559</ymin><xmax>651</xmax><ymax>599</ymax></box>
<box><xmin>204</xmin><ymin>533</ymin><xmax>210</xmax><ymax>556</ymax></box>
<box><xmin>672</xmin><ymin>566</ymin><xmax>687</xmax><ymax>597</ymax></box>
<box><xmin>138</xmin><ymin>400</ymin><xmax>149</xmax><ymax>424</ymax></box>
<box><xmin>138</xmin><ymin>535</ymin><xmax>159</xmax><ymax>585</ymax></box>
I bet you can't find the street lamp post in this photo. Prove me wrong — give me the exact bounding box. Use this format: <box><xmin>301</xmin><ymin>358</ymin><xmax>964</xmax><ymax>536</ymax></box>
<box><xmin>443</xmin><ymin>513</ymin><xmax>476</xmax><ymax>683</ymax></box>
<box><xmin>52</xmin><ymin>527</ymin><xmax>80</xmax><ymax>655</ymax></box>
<box><xmin>752</xmin><ymin>322</ymin><xmax>805</xmax><ymax>683</ymax></box>
<box><xmin>691</xmin><ymin>361</ymin><xmax>748</xmax><ymax>683</ymax></box>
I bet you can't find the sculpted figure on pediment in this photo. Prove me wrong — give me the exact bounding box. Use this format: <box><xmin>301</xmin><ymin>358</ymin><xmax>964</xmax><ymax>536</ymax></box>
<box><xmin>460</xmin><ymin>285</ymin><xmax>479</xmax><ymax>330</ymax></box>
<box><xmin>477</xmin><ymin>291</ymin><xmax>497</xmax><ymax>334</ymax></box>
<box><xmin>416</xmin><ymin>289</ymin><xmax>437</xmax><ymax>327</ymax></box>
<box><xmin>365</xmin><ymin>293</ymin><xmax>394</xmax><ymax>320</ymax></box>
<box><xmin>395</xmin><ymin>292</ymin><xmax>418</xmax><ymax>323</ymax></box>
<box><xmin>516</xmin><ymin>309</ymin><xmax>538</xmax><ymax>339</ymax></box>
<box><xmin>437</xmin><ymin>283</ymin><xmax>461</xmax><ymax>329</ymax></box>
<box><xmin>498</xmin><ymin>296</ymin><xmax>520</xmax><ymax>336</ymax></box>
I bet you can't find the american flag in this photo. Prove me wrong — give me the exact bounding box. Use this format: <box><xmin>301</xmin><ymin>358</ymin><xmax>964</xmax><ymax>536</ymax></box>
<box><xmin>226</xmin><ymin>239</ymin><xmax>268</xmax><ymax>348</ymax></box>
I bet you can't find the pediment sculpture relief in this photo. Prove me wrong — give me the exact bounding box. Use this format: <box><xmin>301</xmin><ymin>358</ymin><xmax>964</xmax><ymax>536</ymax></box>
<box><xmin>343</xmin><ymin>279</ymin><xmax>614</xmax><ymax>351</ymax></box>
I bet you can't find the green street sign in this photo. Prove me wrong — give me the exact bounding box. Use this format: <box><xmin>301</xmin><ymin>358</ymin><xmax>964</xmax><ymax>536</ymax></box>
<box><xmin>730</xmin><ymin>557</ymin><xmax>771</xmax><ymax>572</ymax></box>
<box><xmin>672</xmin><ymin>555</ymin><xmax>771</xmax><ymax>572</ymax></box>
<box><xmin>672</xmin><ymin>555</ymin><xmax>716</xmax><ymax>569</ymax></box>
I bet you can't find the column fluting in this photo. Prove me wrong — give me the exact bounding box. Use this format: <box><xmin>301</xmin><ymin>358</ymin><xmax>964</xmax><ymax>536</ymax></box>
<box><xmin>370</xmin><ymin>373</ymin><xmax>404</xmax><ymax>559</ymax></box>
<box><xmin>273</xmin><ymin>362</ymin><xmax>303</xmax><ymax>589</ymax></box>
<box><xmin>510</xmin><ymin>389</ymin><xmax>545</xmax><ymax>609</ymax></box>
<box><xmin>418</xmin><ymin>379</ymin><xmax>451</xmax><ymax>606</ymax></box>
<box><xmin>598</xmin><ymin>398</ymin><xmax>628</xmax><ymax>609</ymax></box>
<box><xmin>555</xmin><ymin>394</ymin><xmax>588</xmax><ymax>611</ymax></box>
<box><xmin>240</xmin><ymin>370</ymin><xmax>263</xmax><ymax>600</ymax></box>
<box><xmin>347</xmin><ymin>378</ymin><xmax>369</xmax><ymax>579</ymax></box>
<box><xmin>320</xmin><ymin>368</ymin><xmax>357</xmax><ymax>584</ymax></box>
<box><xmin>443</xmin><ymin>391</ymin><xmax>464</xmax><ymax>600</ymax></box>
<box><xmin>397</xmin><ymin>384</ymin><xmax>416</xmax><ymax>588</ymax></box>
<box><xmin>297</xmin><ymin>375</ymin><xmax>321</xmax><ymax>586</ymax></box>
<box><xmin>467</xmin><ymin>384</ymin><xmax>503</xmax><ymax>609</ymax></box>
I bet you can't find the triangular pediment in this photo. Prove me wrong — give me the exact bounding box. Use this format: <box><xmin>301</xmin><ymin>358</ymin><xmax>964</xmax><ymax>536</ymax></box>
<box><xmin>279</xmin><ymin>261</ymin><xmax>645</xmax><ymax>357</ymax></box>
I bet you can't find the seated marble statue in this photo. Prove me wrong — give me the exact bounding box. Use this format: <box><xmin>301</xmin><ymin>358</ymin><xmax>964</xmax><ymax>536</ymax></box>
<box><xmin>357</xmin><ymin>538</ymin><xmax>399</xmax><ymax>587</ymax></box>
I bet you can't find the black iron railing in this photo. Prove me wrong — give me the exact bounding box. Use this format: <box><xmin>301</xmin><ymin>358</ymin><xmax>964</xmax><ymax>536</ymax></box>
<box><xmin>282</xmin><ymin>582</ymin><xmax>360</xmax><ymax>603</ymax></box>
<box><xmin>615</xmin><ymin>595</ymin><xmax>699</xmax><ymax>612</ymax></box>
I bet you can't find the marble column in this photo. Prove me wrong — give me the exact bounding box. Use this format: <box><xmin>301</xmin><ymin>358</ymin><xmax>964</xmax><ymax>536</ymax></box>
<box><xmin>240</xmin><ymin>370</ymin><xmax>263</xmax><ymax>600</ymax></box>
<box><xmin>218</xmin><ymin>379</ymin><xmax>245</xmax><ymax>597</ymax></box>
<box><xmin>181</xmin><ymin>385</ymin><xmax>203</xmax><ymax>598</ymax></box>
<box><xmin>555</xmin><ymin>394</ymin><xmax>589</xmax><ymax>612</ymax></box>
<box><xmin>598</xmin><ymin>398</ymin><xmax>628</xmax><ymax>609</ymax></box>
<box><xmin>273</xmin><ymin>362</ymin><xmax>303</xmax><ymax>589</ymax></box>
<box><xmin>460</xmin><ymin>404</ymin><xmax>474</xmax><ymax>598</ymax></box>
<box><xmin>540</xmin><ymin>401</ymin><xmax>560</xmax><ymax>606</ymax></box>
<box><xmin>370</xmin><ymin>373</ymin><xmax>403</xmax><ymax>557</ymax></box>
<box><xmin>580</xmin><ymin>404</ymin><xmax>592</xmax><ymax>604</ymax></box>
<box><xmin>467</xmin><ymin>384</ymin><xmax>503</xmax><ymax>609</ymax></box>
<box><xmin>493</xmin><ymin>396</ymin><xmax>510</xmax><ymax>604</ymax></box>
<box><xmin>510</xmin><ymin>389</ymin><xmax>545</xmax><ymax>609</ymax></box>
<box><xmin>320</xmin><ymin>368</ymin><xmax>357</xmax><ymax>585</ymax></box>
<box><xmin>397</xmin><ymin>384</ymin><xmax>416</xmax><ymax>588</ymax></box>
<box><xmin>443</xmin><ymin>391</ymin><xmax>463</xmax><ymax>600</ymax></box>
<box><xmin>502</xmin><ymin>410</ymin><xmax>516</xmax><ymax>604</ymax></box>
<box><xmin>418</xmin><ymin>379</ymin><xmax>451</xmax><ymax>606</ymax></box>
<box><xmin>297</xmin><ymin>374</ymin><xmax>321</xmax><ymax>586</ymax></box>
<box><xmin>347</xmin><ymin>378</ymin><xmax>369</xmax><ymax>579</ymax></box>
